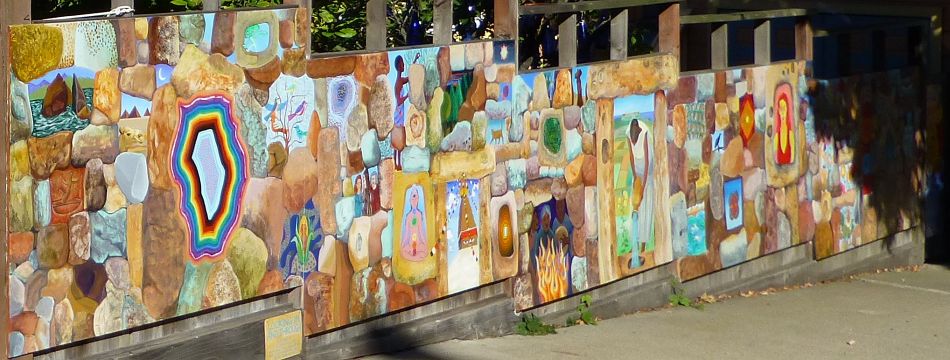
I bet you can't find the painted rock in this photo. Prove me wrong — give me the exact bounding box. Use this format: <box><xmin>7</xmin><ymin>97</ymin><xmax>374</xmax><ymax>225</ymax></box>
<box><xmin>119</xmin><ymin>65</ymin><xmax>156</xmax><ymax>100</ymax></box>
<box><xmin>171</xmin><ymin>45</ymin><xmax>245</xmax><ymax>99</ymax></box>
<box><xmin>148</xmin><ymin>16</ymin><xmax>180</xmax><ymax>65</ymax></box>
<box><xmin>282</xmin><ymin>148</ymin><xmax>319</xmax><ymax>213</ymax></box>
<box><xmin>37</xmin><ymin>224</ymin><xmax>69</xmax><ymax>270</ymax></box>
<box><xmin>202</xmin><ymin>260</ymin><xmax>242</xmax><ymax>308</ymax></box>
<box><xmin>72</xmin><ymin>125</ymin><xmax>119</xmax><ymax>167</ymax></box>
<box><xmin>226</xmin><ymin>228</ymin><xmax>268</xmax><ymax>299</ymax></box>
<box><xmin>441</xmin><ymin>121</ymin><xmax>473</xmax><ymax>152</ymax></box>
<box><xmin>68</xmin><ymin>212</ymin><xmax>91</xmax><ymax>265</ymax></box>
<box><xmin>369</xmin><ymin>75</ymin><xmax>395</xmax><ymax>138</ymax></box>
<box><xmin>113</xmin><ymin>152</ymin><xmax>149</xmax><ymax>204</ymax></box>
<box><xmin>28</xmin><ymin>132</ymin><xmax>72</xmax><ymax>181</ymax></box>
<box><xmin>34</xmin><ymin>179</ymin><xmax>52</xmax><ymax>228</ymax></box>
<box><xmin>89</xmin><ymin>209</ymin><xmax>127</xmax><ymax>264</ymax></box>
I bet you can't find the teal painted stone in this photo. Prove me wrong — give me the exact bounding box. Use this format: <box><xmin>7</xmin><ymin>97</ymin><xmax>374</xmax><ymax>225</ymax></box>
<box><xmin>506</xmin><ymin>159</ymin><xmax>527</xmax><ymax>190</ymax></box>
<box><xmin>9</xmin><ymin>332</ymin><xmax>24</xmax><ymax>357</ymax></box>
<box><xmin>566</xmin><ymin>129</ymin><xmax>582</xmax><ymax>162</ymax></box>
<box><xmin>89</xmin><ymin>209</ymin><xmax>127</xmax><ymax>263</ymax></box>
<box><xmin>335</xmin><ymin>197</ymin><xmax>357</xmax><ymax>238</ymax></box>
<box><xmin>719</xmin><ymin>230</ymin><xmax>748</xmax><ymax>268</ymax></box>
<box><xmin>34</xmin><ymin>179</ymin><xmax>51</xmax><ymax>228</ymax></box>
<box><xmin>236</xmin><ymin>84</ymin><xmax>268</xmax><ymax>178</ymax></box>
<box><xmin>179</xmin><ymin>14</ymin><xmax>206</xmax><ymax>45</ymax></box>
<box><xmin>10</xmin><ymin>74</ymin><xmax>33</xmax><ymax>143</ymax></box>
<box><xmin>401</xmin><ymin>146</ymin><xmax>430</xmax><ymax>173</ymax></box>
<box><xmin>176</xmin><ymin>261</ymin><xmax>212</xmax><ymax>315</ymax></box>
<box><xmin>581</xmin><ymin>101</ymin><xmax>596</xmax><ymax>134</ymax></box>
<box><xmin>361</xmin><ymin>129</ymin><xmax>381</xmax><ymax>168</ymax></box>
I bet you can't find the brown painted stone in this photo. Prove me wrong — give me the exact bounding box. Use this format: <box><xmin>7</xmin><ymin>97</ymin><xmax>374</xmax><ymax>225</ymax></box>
<box><xmin>581</xmin><ymin>155</ymin><xmax>597</xmax><ymax>187</ymax></box>
<box><xmin>148</xmin><ymin>16</ymin><xmax>180</xmax><ymax>65</ymax></box>
<box><xmin>720</xmin><ymin>137</ymin><xmax>745</xmax><ymax>178</ymax></box>
<box><xmin>267</xmin><ymin>142</ymin><xmax>288</xmax><ymax>177</ymax></box>
<box><xmin>413</xmin><ymin>278</ymin><xmax>439</xmax><ymax>303</ymax></box>
<box><xmin>666</xmin><ymin>76</ymin><xmax>697</xmax><ymax>107</ymax></box>
<box><xmin>368</xmin><ymin>75</ymin><xmax>395</xmax><ymax>139</ymax></box>
<box><xmin>211</xmin><ymin>12</ymin><xmax>235</xmax><ymax>56</ymax></box>
<box><xmin>147</xmin><ymin>85</ymin><xmax>177</xmax><ymax>189</ymax></box>
<box><xmin>241</xmin><ymin>177</ymin><xmax>288</xmax><ymax>267</ymax></box>
<box><xmin>72</xmin><ymin>125</ymin><xmax>119</xmax><ymax>167</ymax></box>
<box><xmin>119</xmin><ymin>64</ymin><xmax>156</xmax><ymax>100</ymax></box>
<box><xmin>257</xmin><ymin>270</ymin><xmax>284</xmax><ymax>296</ymax></box>
<box><xmin>142</xmin><ymin>188</ymin><xmax>186</xmax><ymax>319</ymax></box>
<box><xmin>68</xmin><ymin>212</ymin><xmax>91</xmax><ymax>265</ymax></box>
<box><xmin>282</xmin><ymin>148</ymin><xmax>320</xmax><ymax>213</ymax></box>
<box><xmin>10</xmin><ymin>232</ymin><xmax>34</xmax><ymax>265</ymax></box>
<box><xmin>437</xmin><ymin>47</ymin><xmax>452</xmax><ymax>87</ymax></box>
<box><xmin>814</xmin><ymin>220</ymin><xmax>834</xmax><ymax>259</ymax></box>
<box><xmin>304</xmin><ymin>272</ymin><xmax>333</xmax><ymax>334</ymax></box>
<box><xmin>173</xmin><ymin>45</ymin><xmax>246</xmax><ymax>99</ymax></box>
<box><xmin>315</xmin><ymin>127</ymin><xmax>343</xmax><ymax>235</ymax></box>
<box><xmin>354</xmin><ymin>53</ymin><xmax>389</xmax><ymax>87</ymax></box>
<box><xmin>42</xmin><ymin>74</ymin><xmax>70</xmax><ymax>118</ymax></box>
<box><xmin>115</xmin><ymin>18</ymin><xmax>137</xmax><ymax>68</ymax></box>
<box><xmin>307</xmin><ymin>56</ymin><xmax>356</xmax><ymax>78</ymax></box>
<box><xmin>12</xmin><ymin>311</ymin><xmax>39</xmax><ymax>336</ymax></box>
<box><xmin>245</xmin><ymin>57</ymin><xmax>282</xmax><ymax>94</ymax></box>
<box><xmin>84</xmin><ymin>159</ymin><xmax>106</xmax><ymax>212</ymax></box>
<box><xmin>203</xmin><ymin>260</ymin><xmax>242</xmax><ymax>308</ymax></box>
<box><xmin>37</xmin><ymin>224</ymin><xmax>69</xmax><ymax>270</ymax></box>
<box><xmin>49</xmin><ymin>168</ymin><xmax>85</xmax><ymax>224</ymax></box>
<box><xmin>295</xmin><ymin>7</ymin><xmax>309</xmax><ymax>47</ymax></box>
<box><xmin>387</xmin><ymin>282</ymin><xmax>415</xmax><ymax>312</ymax></box>
<box><xmin>552</xmin><ymin>69</ymin><xmax>574</xmax><ymax>108</ymax></box>
<box><xmin>28</xmin><ymin>132</ymin><xmax>72</xmax><ymax>181</ymax></box>
<box><xmin>281</xmin><ymin>47</ymin><xmax>307</xmax><ymax>77</ymax></box>
<box><xmin>279</xmin><ymin>19</ymin><xmax>294</xmax><ymax>48</ymax></box>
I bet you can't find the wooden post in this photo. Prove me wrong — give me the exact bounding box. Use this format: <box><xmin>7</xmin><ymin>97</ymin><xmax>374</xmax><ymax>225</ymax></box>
<box><xmin>658</xmin><ymin>4</ymin><xmax>680</xmax><ymax>58</ymax></box>
<box><xmin>795</xmin><ymin>17</ymin><xmax>813</xmax><ymax>61</ymax></box>
<box><xmin>872</xmin><ymin>29</ymin><xmax>886</xmax><ymax>71</ymax></box>
<box><xmin>1</xmin><ymin>2</ymin><xmax>31</xmax><ymax>357</ymax></box>
<box><xmin>754</xmin><ymin>19</ymin><xmax>771</xmax><ymax>65</ymax></box>
<box><xmin>433</xmin><ymin>0</ymin><xmax>453</xmax><ymax>45</ymax></box>
<box><xmin>284</xmin><ymin>0</ymin><xmax>312</xmax><ymax>56</ymax></box>
<box><xmin>366</xmin><ymin>0</ymin><xmax>387</xmax><ymax>50</ymax></box>
<box><xmin>610</xmin><ymin>10</ymin><xmax>628</xmax><ymax>60</ymax></box>
<box><xmin>494</xmin><ymin>0</ymin><xmax>518</xmax><ymax>40</ymax></box>
<box><xmin>711</xmin><ymin>23</ymin><xmax>728</xmax><ymax>70</ymax></box>
<box><xmin>201</xmin><ymin>0</ymin><xmax>220</xmax><ymax>10</ymax></box>
<box><xmin>112</xmin><ymin>0</ymin><xmax>135</xmax><ymax>10</ymax></box>
<box><xmin>558</xmin><ymin>14</ymin><xmax>577</xmax><ymax>68</ymax></box>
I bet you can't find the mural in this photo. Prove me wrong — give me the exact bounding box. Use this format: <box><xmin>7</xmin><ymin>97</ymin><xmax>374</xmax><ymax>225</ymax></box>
<box><xmin>808</xmin><ymin>69</ymin><xmax>923</xmax><ymax>259</ymax></box>
<box><xmin>6</xmin><ymin>8</ymin><xmax>926</xmax><ymax>357</ymax></box>
<box><xmin>668</xmin><ymin>63</ymin><xmax>810</xmax><ymax>279</ymax></box>
<box><xmin>510</xmin><ymin>56</ymin><xmax>680</xmax><ymax>310</ymax></box>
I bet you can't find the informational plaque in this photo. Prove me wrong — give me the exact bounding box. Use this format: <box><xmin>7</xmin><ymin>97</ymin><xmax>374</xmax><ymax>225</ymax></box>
<box><xmin>264</xmin><ymin>310</ymin><xmax>303</xmax><ymax>360</ymax></box>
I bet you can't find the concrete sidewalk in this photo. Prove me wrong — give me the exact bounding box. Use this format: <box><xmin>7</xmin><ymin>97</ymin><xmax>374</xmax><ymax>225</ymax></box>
<box><xmin>367</xmin><ymin>265</ymin><xmax>950</xmax><ymax>359</ymax></box>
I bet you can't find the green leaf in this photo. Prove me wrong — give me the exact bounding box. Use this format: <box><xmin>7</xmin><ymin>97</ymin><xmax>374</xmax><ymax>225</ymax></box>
<box><xmin>171</xmin><ymin>0</ymin><xmax>187</xmax><ymax>6</ymax></box>
<box><xmin>336</xmin><ymin>28</ymin><xmax>357</xmax><ymax>38</ymax></box>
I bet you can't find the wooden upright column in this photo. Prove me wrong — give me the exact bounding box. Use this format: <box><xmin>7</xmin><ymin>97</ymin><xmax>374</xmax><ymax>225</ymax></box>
<box><xmin>711</xmin><ymin>23</ymin><xmax>729</xmax><ymax>69</ymax></box>
<box><xmin>754</xmin><ymin>20</ymin><xmax>771</xmax><ymax>65</ymax></box>
<box><xmin>366</xmin><ymin>0</ymin><xmax>388</xmax><ymax>50</ymax></box>
<box><xmin>558</xmin><ymin>14</ymin><xmax>577</xmax><ymax>68</ymax></box>
<box><xmin>433</xmin><ymin>0</ymin><xmax>453</xmax><ymax>45</ymax></box>
<box><xmin>658</xmin><ymin>4</ymin><xmax>680</xmax><ymax>58</ymax></box>
<box><xmin>795</xmin><ymin>17</ymin><xmax>813</xmax><ymax>61</ymax></box>
<box><xmin>610</xmin><ymin>10</ymin><xmax>628</xmax><ymax>60</ymax></box>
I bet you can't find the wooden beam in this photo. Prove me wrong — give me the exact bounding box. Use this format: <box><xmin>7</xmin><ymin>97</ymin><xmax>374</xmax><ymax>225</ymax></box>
<box><xmin>433</xmin><ymin>0</ymin><xmax>453</xmax><ymax>45</ymax></box>
<box><xmin>716</xmin><ymin>0</ymin><xmax>939</xmax><ymax>19</ymax></box>
<box><xmin>610</xmin><ymin>10</ymin><xmax>629</xmax><ymax>60</ymax></box>
<box><xmin>754</xmin><ymin>20</ymin><xmax>771</xmax><ymax>65</ymax></box>
<box><xmin>366</xmin><ymin>0</ymin><xmax>387</xmax><ymax>50</ymax></box>
<box><xmin>1</xmin><ymin>2</ymin><xmax>31</xmax><ymax>358</ymax></box>
<box><xmin>680</xmin><ymin>9</ymin><xmax>809</xmax><ymax>25</ymax></box>
<box><xmin>559</xmin><ymin>14</ymin><xmax>578</xmax><ymax>68</ymax></box>
<box><xmin>521</xmin><ymin>0</ymin><xmax>678</xmax><ymax>16</ymax></box>
<box><xmin>795</xmin><ymin>18</ymin><xmax>813</xmax><ymax>61</ymax></box>
<box><xmin>712</xmin><ymin>23</ymin><xmax>729</xmax><ymax>69</ymax></box>
<box><xmin>658</xmin><ymin>3</ymin><xmax>680</xmax><ymax>58</ymax></box>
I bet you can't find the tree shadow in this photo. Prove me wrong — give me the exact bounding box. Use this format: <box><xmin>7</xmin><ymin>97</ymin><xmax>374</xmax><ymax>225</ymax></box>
<box><xmin>807</xmin><ymin>67</ymin><xmax>929</xmax><ymax>252</ymax></box>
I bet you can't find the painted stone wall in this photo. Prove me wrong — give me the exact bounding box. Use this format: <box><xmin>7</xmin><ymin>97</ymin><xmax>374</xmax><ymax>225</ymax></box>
<box><xmin>668</xmin><ymin>63</ymin><xmax>810</xmax><ymax>280</ymax></box>
<box><xmin>5</xmin><ymin>7</ymin><xmax>926</xmax><ymax>357</ymax></box>
<box><xmin>808</xmin><ymin>68</ymin><xmax>923</xmax><ymax>259</ymax></box>
<box><xmin>7</xmin><ymin>8</ymin><xmax>315</xmax><ymax>356</ymax></box>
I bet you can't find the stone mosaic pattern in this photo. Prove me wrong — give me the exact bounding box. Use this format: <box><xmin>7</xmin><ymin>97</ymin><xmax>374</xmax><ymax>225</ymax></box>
<box><xmin>7</xmin><ymin>8</ymin><xmax>924</xmax><ymax>356</ymax></box>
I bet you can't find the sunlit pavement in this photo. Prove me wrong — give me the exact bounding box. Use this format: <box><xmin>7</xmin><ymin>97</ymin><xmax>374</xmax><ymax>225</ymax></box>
<box><xmin>368</xmin><ymin>265</ymin><xmax>950</xmax><ymax>359</ymax></box>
